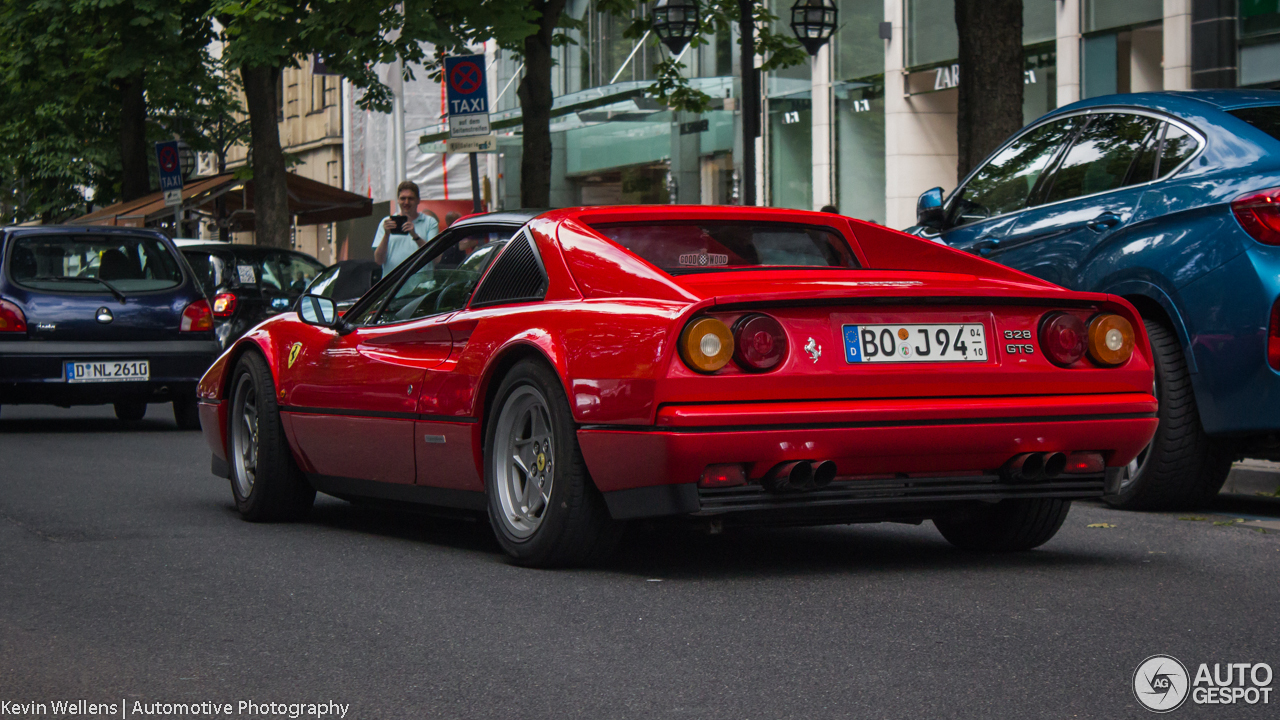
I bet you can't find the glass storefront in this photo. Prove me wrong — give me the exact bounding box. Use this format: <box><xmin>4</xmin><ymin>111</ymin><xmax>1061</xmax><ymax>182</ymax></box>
<box><xmin>1240</xmin><ymin>2</ymin><xmax>1280</xmax><ymax>87</ymax></box>
<box><xmin>1083</xmin><ymin>0</ymin><xmax>1163</xmax><ymax>33</ymax></box>
<box><xmin>833</xmin><ymin>0</ymin><xmax>886</xmax><ymax>221</ymax></box>
<box><xmin>907</xmin><ymin>0</ymin><xmax>1056</xmax><ymax>69</ymax></box>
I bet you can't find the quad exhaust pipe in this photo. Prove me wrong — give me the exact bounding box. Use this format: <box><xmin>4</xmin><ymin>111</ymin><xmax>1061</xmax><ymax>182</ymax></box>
<box><xmin>762</xmin><ymin>460</ymin><xmax>839</xmax><ymax>492</ymax></box>
<box><xmin>1005</xmin><ymin>452</ymin><xmax>1067</xmax><ymax>481</ymax></box>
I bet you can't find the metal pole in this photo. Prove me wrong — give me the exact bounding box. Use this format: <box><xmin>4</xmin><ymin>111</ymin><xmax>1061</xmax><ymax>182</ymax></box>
<box><xmin>738</xmin><ymin>0</ymin><xmax>757</xmax><ymax>206</ymax></box>
<box><xmin>469</xmin><ymin>152</ymin><xmax>482</xmax><ymax>213</ymax></box>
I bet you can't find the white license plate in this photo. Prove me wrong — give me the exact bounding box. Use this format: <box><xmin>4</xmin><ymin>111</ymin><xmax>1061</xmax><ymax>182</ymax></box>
<box><xmin>64</xmin><ymin>360</ymin><xmax>150</xmax><ymax>383</ymax></box>
<box><xmin>842</xmin><ymin>324</ymin><xmax>988</xmax><ymax>363</ymax></box>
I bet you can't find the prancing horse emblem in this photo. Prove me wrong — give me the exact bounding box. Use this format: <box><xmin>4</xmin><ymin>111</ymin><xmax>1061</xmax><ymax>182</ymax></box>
<box><xmin>804</xmin><ymin>337</ymin><xmax>821</xmax><ymax>363</ymax></box>
<box><xmin>287</xmin><ymin>342</ymin><xmax>302</xmax><ymax>368</ymax></box>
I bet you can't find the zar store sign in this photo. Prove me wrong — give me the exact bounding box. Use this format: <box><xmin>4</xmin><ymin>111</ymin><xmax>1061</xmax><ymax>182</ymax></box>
<box><xmin>445</xmin><ymin>54</ymin><xmax>490</xmax><ymax>138</ymax></box>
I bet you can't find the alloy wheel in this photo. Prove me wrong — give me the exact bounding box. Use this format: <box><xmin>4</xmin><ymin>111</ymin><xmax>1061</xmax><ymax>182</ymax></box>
<box><xmin>492</xmin><ymin>385</ymin><xmax>555</xmax><ymax>539</ymax></box>
<box><xmin>230</xmin><ymin>373</ymin><xmax>259</xmax><ymax>499</ymax></box>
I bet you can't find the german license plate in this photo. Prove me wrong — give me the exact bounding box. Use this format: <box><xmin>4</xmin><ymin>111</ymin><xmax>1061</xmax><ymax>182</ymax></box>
<box><xmin>65</xmin><ymin>360</ymin><xmax>150</xmax><ymax>383</ymax></box>
<box><xmin>842</xmin><ymin>324</ymin><xmax>987</xmax><ymax>363</ymax></box>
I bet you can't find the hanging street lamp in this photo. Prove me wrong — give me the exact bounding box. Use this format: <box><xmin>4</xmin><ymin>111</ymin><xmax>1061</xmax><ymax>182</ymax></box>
<box><xmin>789</xmin><ymin>0</ymin><xmax>839</xmax><ymax>56</ymax></box>
<box><xmin>651</xmin><ymin>0</ymin><xmax>702</xmax><ymax>55</ymax></box>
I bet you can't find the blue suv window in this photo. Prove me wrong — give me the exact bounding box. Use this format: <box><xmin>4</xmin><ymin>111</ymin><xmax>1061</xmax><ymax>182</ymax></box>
<box><xmin>1041</xmin><ymin>113</ymin><xmax>1161</xmax><ymax>203</ymax></box>
<box><xmin>8</xmin><ymin>234</ymin><xmax>183</xmax><ymax>293</ymax></box>
<box><xmin>1229</xmin><ymin>106</ymin><xmax>1280</xmax><ymax>142</ymax></box>
<box><xmin>948</xmin><ymin>118</ymin><xmax>1079</xmax><ymax>227</ymax></box>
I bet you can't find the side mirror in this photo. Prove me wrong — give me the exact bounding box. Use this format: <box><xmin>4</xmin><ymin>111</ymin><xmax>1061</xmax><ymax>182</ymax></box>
<box><xmin>298</xmin><ymin>294</ymin><xmax>353</xmax><ymax>334</ymax></box>
<box><xmin>916</xmin><ymin>187</ymin><xmax>946</xmax><ymax>229</ymax></box>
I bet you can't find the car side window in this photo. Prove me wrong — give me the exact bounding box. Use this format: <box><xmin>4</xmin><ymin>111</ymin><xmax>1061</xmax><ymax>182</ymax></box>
<box><xmin>1156</xmin><ymin>125</ymin><xmax>1197</xmax><ymax>177</ymax></box>
<box><xmin>1041</xmin><ymin>113</ymin><xmax>1162</xmax><ymax>204</ymax></box>
<box><xmin>368</xmin><ymin>226</ymin><xmax>514</xmax><ymax>326</ymax></box>
<box><xmin>948</xmin><ymin>118</ymin><xmax>1078</xmax><ymax>228</ymax></box>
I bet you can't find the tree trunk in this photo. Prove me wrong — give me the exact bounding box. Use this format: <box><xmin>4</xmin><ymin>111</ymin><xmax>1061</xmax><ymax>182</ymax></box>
<box><xmin>241</xmin><ymin>64</ymin><xmax>290</xmax><ymax>248</ymax></box>
<box><xmin>517</xmin><ymin>0</ymin><xmax>566</xmax><ymax>208</ymax></box>
<box><xmin>118</xmin><ymin>72</ymin><xmax>150</xmax><ymax>202</ymax></box>
<box><xmin>955</xmin><ymin>0</ymin><xmax>1024</xmax><ymax>179</ymax></box>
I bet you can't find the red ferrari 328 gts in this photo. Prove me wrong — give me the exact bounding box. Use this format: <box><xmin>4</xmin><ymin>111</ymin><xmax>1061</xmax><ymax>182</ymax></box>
<box><xmin>196</xmin><ymin>207</ymin><xmax>1157</xmax><ymax>566</ymax></box>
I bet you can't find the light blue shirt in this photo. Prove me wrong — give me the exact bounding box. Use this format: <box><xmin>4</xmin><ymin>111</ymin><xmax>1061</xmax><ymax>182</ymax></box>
<box><xmin>373</xmin><ymin>212</ymin><xmax>438</xmax><ymax>274</ymax></box>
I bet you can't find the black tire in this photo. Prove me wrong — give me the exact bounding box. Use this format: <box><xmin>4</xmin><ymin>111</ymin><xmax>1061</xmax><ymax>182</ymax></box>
<box><xmin>484</xmin><ymin>359</ymin><xmax>623</xmax><ymax>567</ymax></box>
<box><xmin>227</xmin><ymin>352</ymin><xmax>315</xmax><ymax>521</ymax></box>
<box><xmin>172</xmin><ymin>393</ymin><xmax>201</xmax><ymax>430</ymax></box>
<box><xmin>114</xmin><ymin>401</ymin><xmax>146</xmax><ymax>422</ymax></box>
<box><xmin>1104</xmin><ymin>319</ymin><xmax>1235</xmax><ymax>510</ymax></box>
<box><xmin>934</xmin><ymin>498</ymin><xmax>1072</xmax><ymax>551</ymax></box>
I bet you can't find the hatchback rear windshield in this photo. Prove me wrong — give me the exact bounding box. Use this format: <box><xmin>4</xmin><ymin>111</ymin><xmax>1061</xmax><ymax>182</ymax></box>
<box><xmin>1229</xmin><ymin>106</ymin><xmax>1280</xmax><ymax>142</ymax></box>
<box><xmin>7</xmin><ymin>234</ymin><xmax>183</xmax><ymax>293</ymax></box>
<box><xmin>592</xmin><ymin>222</ymin><xmax>859</xmax><ymax>274</ymax></box>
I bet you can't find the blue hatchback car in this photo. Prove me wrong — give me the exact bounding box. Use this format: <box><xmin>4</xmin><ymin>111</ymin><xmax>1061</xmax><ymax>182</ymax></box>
<box><xmin>0</xmin><ymin>226</ymin><xmax>220</xmax><ymax>427</ymax></box>
<box><xmin>913</xmin><ymin>90</ymin><xmax>1280</xmax><ymax>510</ymax></box>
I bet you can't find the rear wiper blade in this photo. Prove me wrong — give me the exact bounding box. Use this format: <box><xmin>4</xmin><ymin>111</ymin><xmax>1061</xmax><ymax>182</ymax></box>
<box><xmin>31</xmin><ymin>276</ymin><xmax>128</xmax><ymax>303</ymax></box>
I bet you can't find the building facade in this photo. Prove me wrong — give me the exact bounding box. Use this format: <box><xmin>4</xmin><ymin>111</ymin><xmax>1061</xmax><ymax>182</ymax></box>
<box><xmin>385</xmin><ymin>1</ymin><xmax>1280</xmax><ymax>231</ymax></box>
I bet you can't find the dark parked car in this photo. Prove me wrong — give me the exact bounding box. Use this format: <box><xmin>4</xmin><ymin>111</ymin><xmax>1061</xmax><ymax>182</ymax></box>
<box><xmin>0</xmin><ymin>226</ymin><xmax>219</xmax><ymax>427</ymax></box>
<box><xmin>912</xmin><ymin>89</ymin><xmax>1280</xmax><ymax>510</ymax></box>
<box><xmin>177</xmin><ymin>241</ymin><xmax>324</xmax><ymax>348</ymax></box>
<box><xmin>301</xmin><ymin>259</ymin><xmax>382</xmax><ymax>315</ymax></box>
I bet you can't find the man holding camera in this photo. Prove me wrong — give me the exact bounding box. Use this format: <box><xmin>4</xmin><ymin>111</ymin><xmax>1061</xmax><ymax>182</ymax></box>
<box><xmin>372</xmin><ymin>180</ymin><xmax>438</xmax><ymax>275</ymax></box>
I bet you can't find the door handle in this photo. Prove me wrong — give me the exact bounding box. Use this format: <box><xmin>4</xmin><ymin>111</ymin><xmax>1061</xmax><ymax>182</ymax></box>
<box><xmin>1087</xmin><ymin>212</ymin><xmax>1122</xmax><ymax>232</ymax></box>
<box><xmin>971</xmin><ymin>237</ymin><xmax>1001</xmax><ymax>256</ymax></box>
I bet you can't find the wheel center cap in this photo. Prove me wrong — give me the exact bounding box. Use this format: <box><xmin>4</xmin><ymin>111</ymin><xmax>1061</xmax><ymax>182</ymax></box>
<box><xmin>536</xmin><ymin>453</ymin><xmax>546</xmax><ymax>472</ymax></box>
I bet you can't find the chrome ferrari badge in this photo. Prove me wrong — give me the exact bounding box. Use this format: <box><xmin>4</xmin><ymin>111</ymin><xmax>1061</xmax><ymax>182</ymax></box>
<box><xmin>287</xmin><ymin>342</ymin><xmax>302</xmax><ymax>368</ymax></box>
<box><xmin>804</xmin><ymin>337</ymin><xmax>821</xmax><ymax>363</ymax></box>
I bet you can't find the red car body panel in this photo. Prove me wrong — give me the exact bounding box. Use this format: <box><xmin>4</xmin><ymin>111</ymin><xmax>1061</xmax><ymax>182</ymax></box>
<box><xmin>198</xmin><ymin>206</ymin><xmax>1159</xmax><ymax>521</ymax></box>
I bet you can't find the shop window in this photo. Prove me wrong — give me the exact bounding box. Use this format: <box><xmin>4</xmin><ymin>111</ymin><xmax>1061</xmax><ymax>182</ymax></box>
<box><xmin>1240</xmin><ymin>3</ymin><xmax>1280</xmax><ymax>86</ymax></box>
<box><xmin>768</xmin><ymin>97</ymin><xmax>812</xmax><ymax>210</ymax></box>
<box><xmin>1083</xmin><ymin>0</ymin><xmax>1163</xmax><ymax>33</ymax></box>
<box><xmin>1082</xmin><ymin>24</ymin><xmax>1163</xmax><ymax>98</ymax></box>
<box><xmin>906</xmin><ymin>0</ymin><xmax>1057</xmax><ymax>69</ymax></box>
<box><xmin>836</xmin><ymin>86</ymin><xmax>884</xmax><ymax>223</ymax></box>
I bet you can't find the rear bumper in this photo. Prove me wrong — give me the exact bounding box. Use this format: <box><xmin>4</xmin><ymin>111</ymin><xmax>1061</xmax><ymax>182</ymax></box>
<box><xmin>0</xmin><ymin>339</ymin><xmax>219</xmax><ymax>405</ymax></box>
<box><xmin>581</xmin><ymin>393</ymin><xmax>1157</xmax><ymax>520</ymax></box>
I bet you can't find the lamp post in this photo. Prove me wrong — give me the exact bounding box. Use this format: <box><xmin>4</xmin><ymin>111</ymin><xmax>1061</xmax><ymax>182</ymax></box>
<box><xmin>738</xmin><ymin>0</ymin><xmax>759</xmax><ymax>205</ymax></box>
<box><xmin>651</xmin><ymin>0</ymin><xmax>702</xmax><ymax>55</ymax></box>
<box><xmin>789</xmin><ymin>0</ymin><xmax>839</xmax><ymax>56</ymax></box>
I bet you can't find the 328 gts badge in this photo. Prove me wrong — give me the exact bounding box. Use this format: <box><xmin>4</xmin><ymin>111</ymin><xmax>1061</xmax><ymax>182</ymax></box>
<box><xmin>1004</xmin><ymin>329</ymin><xmax>1034</xmax><ymax>355</ymax></box>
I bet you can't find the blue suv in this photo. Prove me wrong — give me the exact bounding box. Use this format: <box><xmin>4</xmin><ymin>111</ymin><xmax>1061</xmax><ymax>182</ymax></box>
<box><xmin>914</xmin><ymin>90</ymin><xmax>1280</xmax><ymax>509</ymax></box>
<box><xmin>1</xmin><ymin>226</ymin><xmax>219</xmax><ymax>427</ymax></box>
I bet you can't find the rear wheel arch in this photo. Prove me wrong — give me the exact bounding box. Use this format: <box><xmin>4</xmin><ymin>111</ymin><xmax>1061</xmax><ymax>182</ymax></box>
<box><xmin>1102</xmin><ymin>280</ymin><xmax>1197</xmax><ymax>374</ymax></box>
<box><xmin>479</xmin><ymin>343</ymin><xmax>567</xmax><ymax>446</ymax></box>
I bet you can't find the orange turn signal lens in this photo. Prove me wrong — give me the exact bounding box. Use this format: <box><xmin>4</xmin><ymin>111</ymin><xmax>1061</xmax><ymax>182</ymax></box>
<box><xmin>1087</xmin><ymin>313</ymin><xmax>1135</xmax><ymax>366</ymax></box>
<box><xmin>679</xmin><ymin>316</ymin><xmax>734</xmax><ymax>373</ymax></box>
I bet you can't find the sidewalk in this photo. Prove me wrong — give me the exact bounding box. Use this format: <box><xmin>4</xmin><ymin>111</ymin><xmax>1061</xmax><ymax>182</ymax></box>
<box><xmin>1222</xmin><ymin>459</ymin><xmax>1280</xmax><ymax>497</ymax></box>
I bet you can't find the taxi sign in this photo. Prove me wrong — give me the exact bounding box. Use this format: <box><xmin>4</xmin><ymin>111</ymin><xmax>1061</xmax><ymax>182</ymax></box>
<box><xmin>155</xmin><ymin>140</ymin><xmax>183</xmax><ymax>207</ymax></box>
<box><xmin>444</xmin><ymin>54</ymin><xmax>490</xmax><ymax>138</ymax></box>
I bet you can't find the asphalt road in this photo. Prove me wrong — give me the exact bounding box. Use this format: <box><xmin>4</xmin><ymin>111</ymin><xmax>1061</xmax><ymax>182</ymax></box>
<box><xmin>2</xmin><ymin>405</ymin><xmax>1278</xmax><ymax>719</ymax></box>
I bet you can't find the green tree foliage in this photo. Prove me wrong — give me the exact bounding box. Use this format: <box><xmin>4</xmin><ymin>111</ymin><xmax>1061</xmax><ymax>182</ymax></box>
<box><xmin>0</xmin><ymin>0</ymin><xmax>230</xmax><ymax>223</ymax></box>
<box><xmin>211</xmin><ymin>0</ymin><xmax>538</xmax><ymax>246</ymax></box>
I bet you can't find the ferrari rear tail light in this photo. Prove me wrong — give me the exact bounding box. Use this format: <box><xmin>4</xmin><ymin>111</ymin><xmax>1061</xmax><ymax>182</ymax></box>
<box><xmin>180</xmin><ymin>299</ymin><xmax>213</xmax><ymax>332</ymax></box>
<box><xmin>679</xmin><ymin>316</ymin><xmax>734</xmax><ymax>373</ymax></box>
<box><xmin>1086</xmin><ymin>313</ymin><xmax>1136</xmax><ymax>366</ymax></box>
<box><xmin>1038</xmin><ymin>312</ymin><xmax>1087</xmax><ymax>366</ymax></box>
<box><xmin>699</xmin><ymin>463</ymin><xmax>746</xmax><ymax>488</ymax></box>
<box><xmin>732</xmin><ymin>313</ymin><xmax>788</xmax><ymax>372</ymax></box>
<box><xmin>0</xmin><ymin>298</ymin><xmax>26</xmax><ymax>333</ymax></box>
<box><xmin>1232</xmin><ymin>187</ymin><xmax>1280</xmax><ymax>245</ymax></box>
<box><xmin>1269</xmin><ymin>299</ymin><xmax>1280</xmax><ymax>371</ymax></box>
<box><xmin>212</xmin><ymin>292</ymin><xmax>237</xmax><ymax>318</ymax></box>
